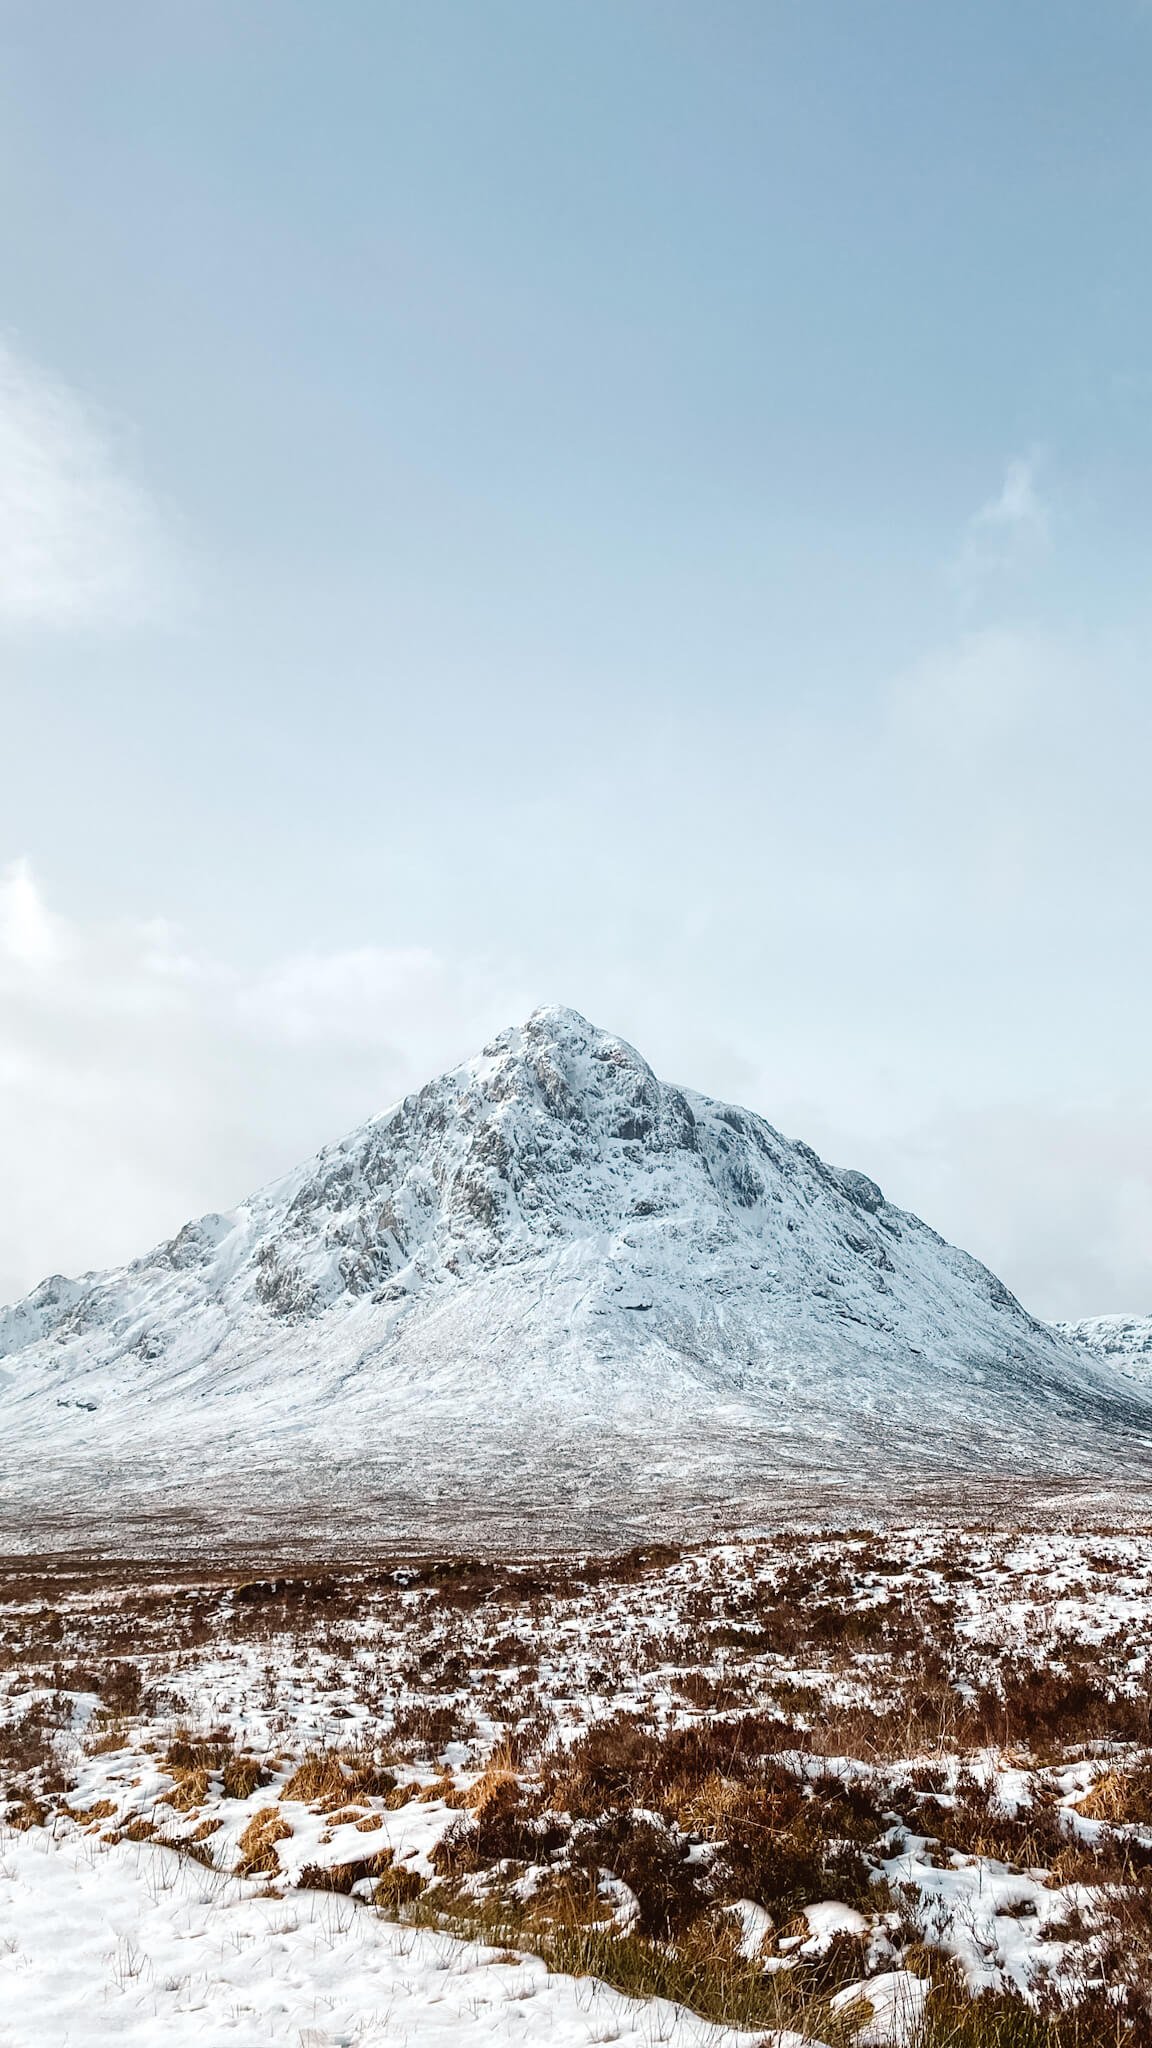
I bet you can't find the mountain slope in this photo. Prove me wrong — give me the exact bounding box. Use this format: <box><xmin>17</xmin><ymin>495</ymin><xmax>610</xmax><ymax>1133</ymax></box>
<box><xmin>3</xmin><ymin>1006</ymin><xmax>1150</xmax><ymax>1539</ymax></box>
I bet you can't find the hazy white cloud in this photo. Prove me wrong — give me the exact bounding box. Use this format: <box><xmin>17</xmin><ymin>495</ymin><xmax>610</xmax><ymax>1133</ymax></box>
<box><xmin>975</xmin><ymin>456</ymin><xmax>1049</xmax><ymax>537</ymax></box>
<box><xmin>0</xmin><ymin>862</ymin><xmax>528</xmax><ymax>1302</ymax></box>
<box><xmin>0</xmin><ymin>857</ymin><xmax>61</xmax><ymax>963</ymax></box>
<box><xmin>882</xmin><ymin>625</ymin><xmax>1050</xmax><ymax>748</ymax></box>
<box><xmin>0</xmin><ymin>340</ymin><xmax>180</xmax><ymax>629</ymax></box>
<box><xmin>674</xmin><ymin>610</ymin><xmax>1152</xmax><ymax>1321</ymax></box>
<box><xmin>910</xmin><ymin>1101</ymin><xmax>1152</xmax><ymax>1323</ymax></box>
<box><xmin>239</xmin><ymin>946</ymin><xmax>453</xmax><ymax>1046</ymax></box>
<box><xmin>789</xmin><ymin>1093</ymin><xmax>1152</xmax><ymax>1326</ymax></box>
<box><xmin>952</xmin><ymin>454</ymin><xmax>1050</xmax><ymax>595</ymax></box>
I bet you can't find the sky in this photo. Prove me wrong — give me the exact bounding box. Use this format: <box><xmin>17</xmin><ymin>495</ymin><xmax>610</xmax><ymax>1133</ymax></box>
<box><xmin>1</xmin><ymin>0</ymin><xmax>1151</xmax><ymax>1321</ymax></box>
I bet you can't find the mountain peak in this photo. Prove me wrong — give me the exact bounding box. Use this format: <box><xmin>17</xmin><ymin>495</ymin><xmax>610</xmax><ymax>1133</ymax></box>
<box><xmin>478</xmin><ymin>1003</ymin><xmax>651</xmax><ymax>1076</ymax></box>
<box><xmin>3</xmin><ymin>1010</ymin><xmax>1151</xmax><ymax>1537</ymax></box>
<box><xmin>516</xmin><ymin>1001</ymin><xmax>606</xmax><ymax>1039</ymax></box>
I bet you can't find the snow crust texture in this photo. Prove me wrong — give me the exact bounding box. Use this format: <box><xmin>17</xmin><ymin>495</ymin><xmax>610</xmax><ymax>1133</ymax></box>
<box><xmin>3</xmin><ymin>1005</ymin><xmax>1150</xmax><ymax>1520</ymax></box>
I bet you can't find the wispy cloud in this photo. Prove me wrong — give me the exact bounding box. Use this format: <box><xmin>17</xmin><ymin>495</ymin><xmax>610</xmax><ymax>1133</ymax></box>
<box><xmin>0</xmin><ymin>340</ymin><xmax>182</xmax><ymax>630</ymax></box>
<box><xmin>952</xmin><ymin>453</ymin><xmax>1050</xmax><ymax>596</ymax></box>
<box><xmin>974</xmin><ymin>455</ymin><xmax>1049</xmax><ymax>538</ymax></box>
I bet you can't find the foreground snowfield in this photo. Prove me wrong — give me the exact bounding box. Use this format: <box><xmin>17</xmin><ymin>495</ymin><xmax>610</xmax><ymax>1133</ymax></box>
<box><xmin>0</xmin><ymin>1828</ymin><xmax>818</xmax><ymax>2048</ymax></box>
<box><xmin>5</xmin><ymin>1529</ymin><xmax>1152</xmax><ymax>2043</ymax></box>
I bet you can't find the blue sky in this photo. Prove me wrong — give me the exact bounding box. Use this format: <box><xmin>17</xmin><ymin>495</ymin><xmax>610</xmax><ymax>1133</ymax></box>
<box><xmin>2</xmin><ymin>1</ymin><xmax>1151</xmax><ymax>1317</ymax></box>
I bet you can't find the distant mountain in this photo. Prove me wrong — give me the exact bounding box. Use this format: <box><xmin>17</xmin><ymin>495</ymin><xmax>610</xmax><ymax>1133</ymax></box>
<box><xmin>1059</xmin><ymin>1314</ymin><xmax>1152</xmax><ymax>1384</ymax></box>
<box><xmin>3</xmin><ymin>1006</ymin><xmax>1150</xmax><ymax>1542</ymax></box>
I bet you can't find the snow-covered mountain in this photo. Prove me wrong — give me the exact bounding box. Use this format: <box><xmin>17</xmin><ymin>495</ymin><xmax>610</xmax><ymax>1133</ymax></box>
<box><xmin>1059</xmin><ymin>1314</ymin><xmax>1152</xmax><ymax>1385</ymax></box>
<box><xmin>3</xmin><ymin>1006</ymin><xmax>1151</xmax><ymax>1541</ymax></box>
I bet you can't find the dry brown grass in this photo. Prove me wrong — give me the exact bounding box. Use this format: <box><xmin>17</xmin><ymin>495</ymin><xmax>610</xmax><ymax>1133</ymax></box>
<box><xmin>465</xmin><ymin>1748</ymin><xmax>521</xmax><ymax>1815</ymax></box>
<box><xmin>85</xmin><ymin>1724</ymin><xmax>129</xmax><ymax>1756</ymax></box>
<box><xmin>162</xmin><ymin>1767</ymin><xmax>209</xmax><ymax>1812</ymax></box>
<box><xmin>8</xmin><ymin>1529</ymin><xmax>1152</xmax><ymax>2041</ymax></box>
<box><xmin>221</xmin><ymin>1754</ymin><xmax>271</xmax><ymax>1800</ymax></box>
<box><xmin>164</xmin><ymin>1733</ymin><xmax>235</xmax><ymax>1770</ymax></box>
<box><xmin>7</xmin><ymin>1794</ymin><xmax>48</xmax><ymax>1830</ymax></box>
<box><xmin>281</xmin><ymin>1747</ymin><xmax>396</xmax><ymax>1810</ymax></box>
<box><xmin>281</xmin><ymin>1752</ymin><xmax>348</xmax><ymax>1805</ymax></box>
<box><xmin>107</xmin><ymin>1817</ymin><xmax>157</xmax><ymax>1844</ymax></box>
<box><xmin>1077</xmin><ymin>1767</ymin><xmax>1152</xmax><ymax>1826</ymax></box>
<box><xmin>61</xmin><ymin>1797</ymin><xmax>117</xmax><ymax>1824</ymax></box>
<box><xmin>372</xmin><ymin>1859</ymin><xmax>426</xmax><ymax>1911</ymax></box>
<box><xmin>298</xmin><ymin>1844</ymin><xmax>407</xmax><ymax>1896</ymax></box>
<box><xmin>236</xmin><ymin>1805</ymin><xmax>293</xmax><ymax>1876</ymax></box>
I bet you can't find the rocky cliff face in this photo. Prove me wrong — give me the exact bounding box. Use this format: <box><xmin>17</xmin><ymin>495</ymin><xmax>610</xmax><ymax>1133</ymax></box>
<box><xmin>3</xmin><ymin>1006</ymin><xmax>1150</xmax><ymax>1529</ymax></box>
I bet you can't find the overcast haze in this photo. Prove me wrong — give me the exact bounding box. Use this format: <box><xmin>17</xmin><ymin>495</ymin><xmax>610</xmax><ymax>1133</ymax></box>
<box><xmin>2</xmin><ymin>1</ymin><xmax>1151</xmax><ymax>1321</ymax></box>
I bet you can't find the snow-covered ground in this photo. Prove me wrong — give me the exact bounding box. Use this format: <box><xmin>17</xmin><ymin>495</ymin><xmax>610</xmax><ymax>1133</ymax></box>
<box><xmin>0</xmin><ymin>1827</ymin><xmax>816</xmax><ymax>2048</ymax></box>
<box><xmin>4</xmin><ymin>1529</ymin><xmax>1152</xmax><ymax>2042</ymax></box>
